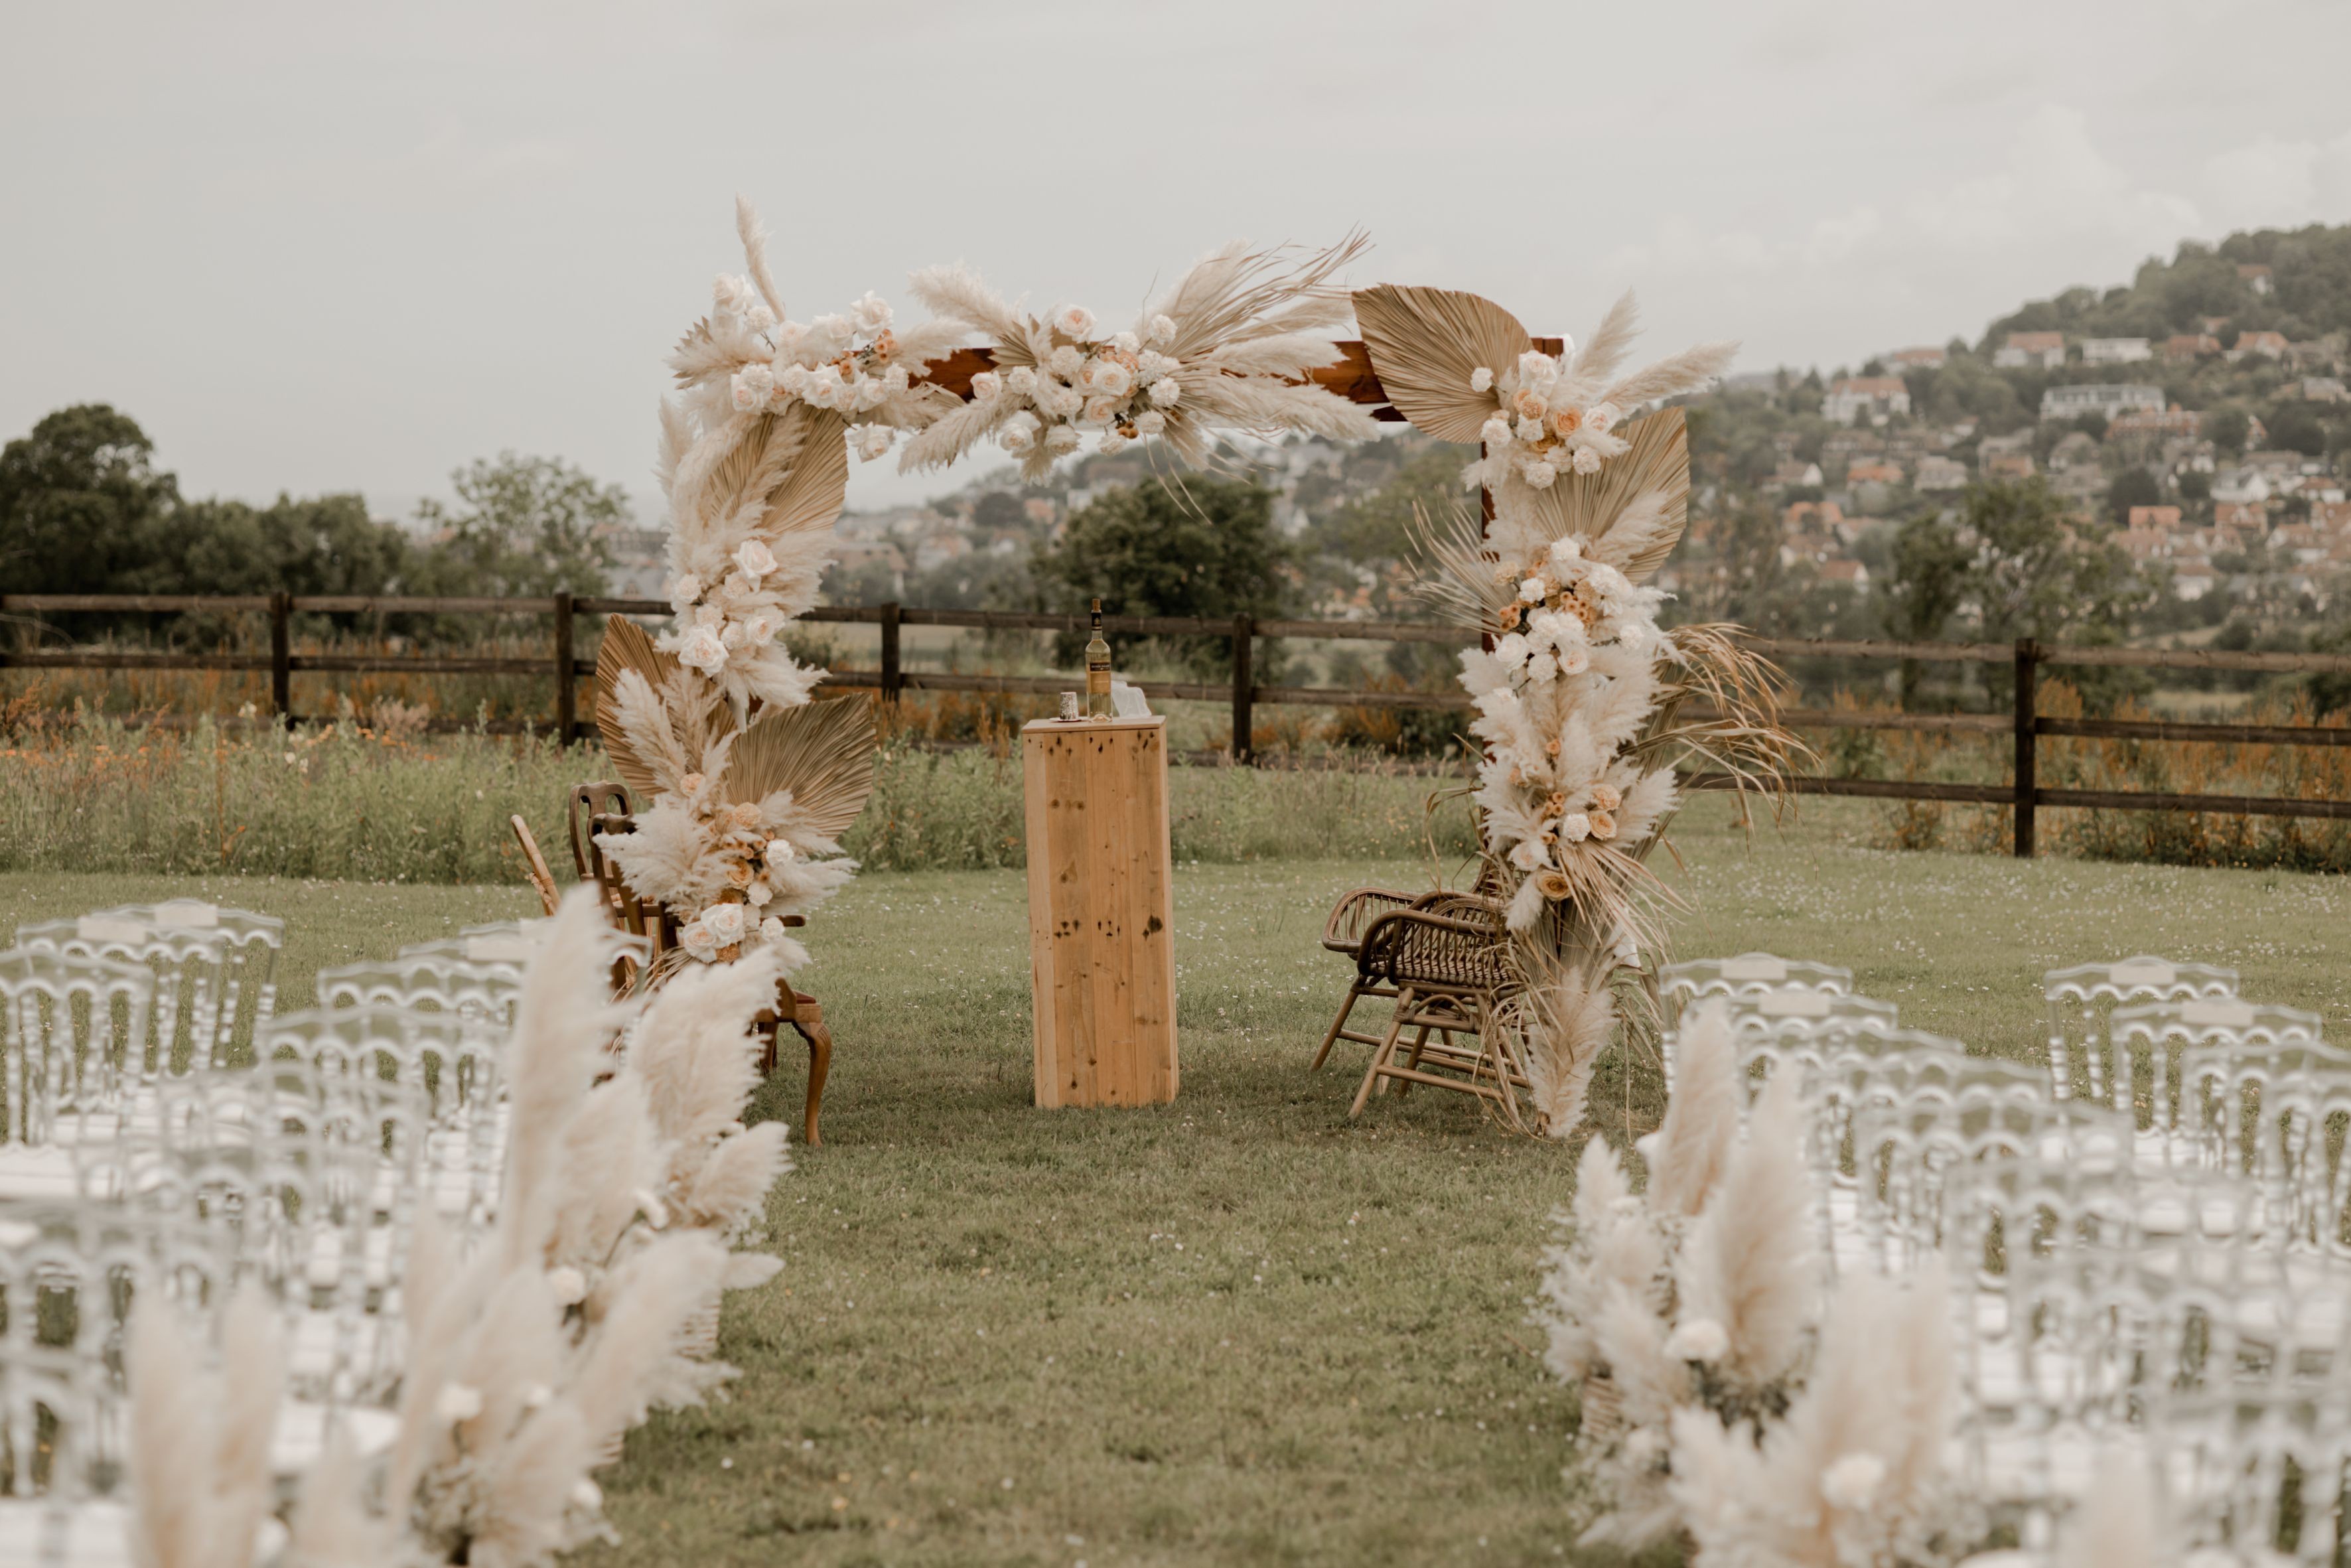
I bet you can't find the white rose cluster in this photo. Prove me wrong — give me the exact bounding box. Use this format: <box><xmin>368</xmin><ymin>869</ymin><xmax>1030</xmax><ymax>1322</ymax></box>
<box><xmin>659</xmin><ymin>536</ymin><xmax>791</xmax><ymax>680</ymax></box>
<box><xmin>990</xmin><ymin>306</ymin><xmax>1183</xmax><ymax>462</ymax></box>
<box><xmin>675</xmin><ymin>821</ymin><xmax>818</xmax><ymax>963</ymax></box>
<box><xmin>1462</xmin><ymin>532</ymin><xmax>1672</xmax><ymax>922</ymax></box>
<box><xmin>1466</xmin><ymin>343</ymin><xmax>1631</xmax><ymax>488</ymax></box>
<box><xmin>717</xmin><ymin>280</ymin><xmax>916</xmax><ymax>463</ymax></box>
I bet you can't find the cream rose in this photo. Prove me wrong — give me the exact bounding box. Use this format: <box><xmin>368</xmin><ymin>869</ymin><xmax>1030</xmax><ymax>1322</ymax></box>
<box><xmin>1053</xmin><ymin>304</ymin><xmax>1096</xmax><ymax>338</ymax></box>
<box><xmin>733</xmin><ymin>539</ymin><xmax>778</xmax><ymax>579</ymax></box>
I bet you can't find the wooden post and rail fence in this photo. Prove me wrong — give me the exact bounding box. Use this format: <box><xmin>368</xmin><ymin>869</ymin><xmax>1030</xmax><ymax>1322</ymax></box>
<box><xmin>9</xmin><ymin>591</ymin><xmax>2351</xmax><ymax>857</ymax></box>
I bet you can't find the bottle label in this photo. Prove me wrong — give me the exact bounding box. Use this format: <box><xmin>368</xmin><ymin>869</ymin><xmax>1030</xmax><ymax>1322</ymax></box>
<box><xmin>1088</xmin><ymin>667</ymin><xmax>1110</xmax><ymax>694</ymax></box>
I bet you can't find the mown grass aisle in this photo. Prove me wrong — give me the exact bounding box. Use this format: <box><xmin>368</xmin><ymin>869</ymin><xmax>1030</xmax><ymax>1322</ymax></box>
<box><xmin>4</xmin><ymin>796</ymin><xmax>2349</xmax><ymax>1564</ymax></box>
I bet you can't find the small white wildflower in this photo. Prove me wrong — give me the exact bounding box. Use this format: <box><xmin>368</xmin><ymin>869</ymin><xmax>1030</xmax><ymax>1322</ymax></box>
<box><xmin>1558</xmin><ymin>812</ymin><xmax>1593</xmax><ymax>843</ymax></box>
<box><xmin>1519</xmin><ymin>576</ymin><xmax>1547</xmax><ymax>603</ymax></box>
<box><xmin>1147</xmin><ymin>313</ymin><xmax>1176</xmax><ymax>345</ymax></box>
<box><xmin>435</xmin><ymin>1383</ymin><xmax>484</xmax><ymax>1424</ymax></box>
<box><xmin>1134</xmin><ymin>409</ymin><xmax>1167</xmax><ymax>437</ymax></box>
<box><xmin>1148</xmin><ymin>377</ymin><xmax>1182</xmax><ymax>408</ymax></box>
<box><xmin>1663</xmin><ymin>1318</ymin><xmax>1729</xmax><ymax>1362</ymax></box>
<box><xmin>1821</xmin><ymin>1452</ymin><xmax>1887</xmax><ymax>1510</ymax></box>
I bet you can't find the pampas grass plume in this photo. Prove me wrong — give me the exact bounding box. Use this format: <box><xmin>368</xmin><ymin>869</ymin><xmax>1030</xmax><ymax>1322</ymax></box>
<box><xmin>1649</xmin><ymin>999</ymin><xmax>1739</xmax><ymax>1216</ymax></box>
<box><xmin>1676</xmin><ymin>1067</ymin><xmax>1817</xmax><ymax>1388</ymax></box>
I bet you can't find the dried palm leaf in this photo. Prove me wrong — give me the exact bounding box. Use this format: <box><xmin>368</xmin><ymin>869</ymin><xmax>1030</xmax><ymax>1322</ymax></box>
<box><xmin>759</xmin><ymin>404</ymin><xmax>849</xmax><ymax>539</ymax></box>
<box><xmin>721</xmin><ymin>693</ymin><xmax>877</xmax><ymax>839</ymax></box>
<box><xmin>1353</xmin><ymin>284</ymin><xmax>1531</xmax><ymax>443</ymax></box>
<box><xmin>1524</xmin><ymin>409</ymin><xmax>1689</xmax><ymax>580</ymax></box>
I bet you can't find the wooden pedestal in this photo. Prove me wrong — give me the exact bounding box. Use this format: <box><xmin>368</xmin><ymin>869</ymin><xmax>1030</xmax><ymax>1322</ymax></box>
<box><xmin>1022</xmin><ymin>716</ymin><xmax>1178</xmax><ymax>1107</ymax></box>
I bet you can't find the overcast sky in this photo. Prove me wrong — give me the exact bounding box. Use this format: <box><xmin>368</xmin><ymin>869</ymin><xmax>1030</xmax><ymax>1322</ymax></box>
<box><xmin>7</xmin><ymin>0</ymin><xmax>2350</xmax><ymax>522</ymax></box>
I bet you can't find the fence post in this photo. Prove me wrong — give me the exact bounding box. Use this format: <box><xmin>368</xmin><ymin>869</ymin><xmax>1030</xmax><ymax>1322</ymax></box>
<box><xmin>1231</xmin><ymin>613</ymin><xmax>1255</xmax><ymax>763</ymax></box>
<box><xmin>879</xmin><ymin>602</ymin><xmax>902</xmax><ymax>703</ymax></box>
<box><xmin>2013</xmin><ymin>636</ymin><xmax>2040</xmax><ymax>858</ymax></box>
<box><xmin>552</xmin><ymin>592</ymin><xmax>575</xmax><ymax>745</ymax></box>
<box><xmin>268</xmin><ymin>591</ymin><xmax>291</xmax><ymax>727</ymax></box>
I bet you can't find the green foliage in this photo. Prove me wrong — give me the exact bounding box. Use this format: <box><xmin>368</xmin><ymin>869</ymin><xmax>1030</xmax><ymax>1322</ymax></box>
<box><xmin>1306</xmin><ymin>440</ymin><xmax>1468</xmax><ymax>565</ymax></box>
<box><xmin>2105</xmin><ymin>467</ymin><xmax>2162</xmax><ymax>526</ymax></box>
<box><xmin>410</xmin><ymin>452</ymin><xmax>621</xmax><ymax>597</ymax></box>
<box><xmin>1982</xmin><ymin>224</ymin><xmax>2351</xmax><ymax>346</ymax></box>
<box><xmin>0</xmin><ymin>404</ymin><xmax>181</xmax><ymax>597</ymax></box>
<box><xmin>1034</xmin><ymin>475</ymin><xmax>1292</xmax><ymax>676</ymax></box>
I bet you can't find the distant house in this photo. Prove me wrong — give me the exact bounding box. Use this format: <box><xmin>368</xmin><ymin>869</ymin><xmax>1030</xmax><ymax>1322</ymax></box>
<box><xmin>2048</xmin><ymin>431</ymin><xmax>2101</xmax><ymax>471</ymax></box>
<box><xmin>2127</xmin><ymin>505</ymin><xmax>2183</xmax><ymax>532</ymax></box>
<box><xmin>2081</xmin><ymin>337</ymin><xmax>2153</xmax><ymax>365</ymax></box>
<box><xmin>1818</xmin><ymin>559</ymin><xmax>1871</xmax><ymax>589</ymax></box>
<box><xmin>2230</xmin><ymin>330</ymin><xmax>2289</xmax><ymax>361</ymax></box>
<box><xmin>2039</xmin><ymin>384</ymin><xmax>2165</xmax><ymax>423</ymax></box>
<box><xmin>2245</xmin><ymin>450</ymin><xmax>2310</xmax><ymax>478</ymax></box>
<box><xmin>2171</xmin><ymin>559</ymin><xmax>2218</xmax><ymax>601</ymax></box>
<box><xmin>1994</xmin><ymin>331</ymin><xmax>2067</xmax><ymax>370</ymax></box>
<box><xmin>1887</xmin><ymin>346</ymin><xmax>1947</xmax><ymax>370</ymax></box>
<box><xmin>2273</xmin><ymin>523</ymin><xmax>2328</xmax><ymax>565</ymax></box>
<box><xmin>1985</xmin><ymin>452</ymin><xmax>2036</xmax><ymax>480</ymax></box>
<box><xmin>1821</xmin><ymin>376</ymin><xmax>1912</xmax><ymax>426</ymax></box>
<box><xmin>1845</xmin><ymin>461</ymin><xmax>1905</xmax><ymax>486</ymax></box>
<box><xmin>2212</xmin><ymin>469</ymin><xmax>2273</xmax><ymax>506</ymax></box>
<box><xmin>1766</xmin><ymin>459</ymin><xmax>1825</xmax><ymax>490</ymax></box>
<box><xmin>1914</xmin><ymin>456</ymin><xmax>1969</xmax><ymax>491</ymax></box>
<box><xmin>2107</xmin><ymin>407</ymin><xmax>2202</xmax><ymax>441</ymax></box>
<box><xmin>2214</xmin><ymin>500</ymin><xmax>2269</xmax><ymax>530</ymax></box>
<box><xmin>2113</xmin><ymin>526</ymin><xmax>2176</xmax><ymax>563</ymax></box>
<box><xmin>2237</xmin><ymin>263</ymin><xmax>2275</xmax><ymax>296</ymax></box>
<box><xmin>2299</xmin><ymin>377</ymin><xmax>2348</xmax><ymax>404</ymax></box>
<box><xmin>1783</xmin><ymin>499</ymin><xmax>1847</xmax><ymax>535</ymax></box>
<box><xmin>2163</xmin><ymin>334</ymin><xmax>2221</xmax><ymax>362</ymax></box>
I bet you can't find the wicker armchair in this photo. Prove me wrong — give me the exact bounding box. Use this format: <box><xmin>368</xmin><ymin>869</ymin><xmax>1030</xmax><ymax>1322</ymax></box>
<box><xmin>1311</xmin><ymin>863</ymin><xmax>1508</xmax><ymax>1071</ymax></box>
<box><xmin>1344</xmin><ymin>894</ymin><xmax>1530</xmax><ymax>1129</ymax></box>
<box><xmin>585</xmin><ymin>805</ymin><xmax>837</xmax><ymax>1148</ymax></box>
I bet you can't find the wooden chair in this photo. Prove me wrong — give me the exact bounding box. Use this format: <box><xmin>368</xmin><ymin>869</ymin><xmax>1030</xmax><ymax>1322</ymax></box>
<box><xmin>508</xmin><ymin>816</ymin><xmax>562</xmax><ymax>916</ymax></box>
<box><xmin>1345</xmin><ymin>896</ymin><xmax>1530</xmax><ymax>1130</ymax></box>
<box><xmin>1311</xmin><ymin>865</ymin><xmax>1506</xmax><ymax>1071</ymax></box>
<box><xmin>586</xmin><ymin>806</ymin><xmax>837</xmax><ymax>1149</ymax></box>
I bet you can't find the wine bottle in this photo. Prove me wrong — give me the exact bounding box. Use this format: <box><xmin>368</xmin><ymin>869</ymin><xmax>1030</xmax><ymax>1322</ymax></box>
<box><xmin>1085</xmin><ymin>599</ymin><xmax>1113</xmax><ymax>719</ymax></box>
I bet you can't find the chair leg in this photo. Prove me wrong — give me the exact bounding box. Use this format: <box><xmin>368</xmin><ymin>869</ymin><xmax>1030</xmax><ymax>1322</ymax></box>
<box><xmin>1394</xmin><ymin>1021</ymin><xmax>1433</xmax><ymax>1097</ymax></box>
<box><xmin>792</xmin><ymin>1001</ymin><xmax>832</xmax><ymax>1149</ymax></box>
<box><xmin>1311</xmin><ymin>981</ymin><xmax>1367</xmax><ymax>1072</ymax></box>
<box><xmin>1350</xmin><ymin>991</ymin><xmax>1416</xmax><ymax>1118</ymax></box>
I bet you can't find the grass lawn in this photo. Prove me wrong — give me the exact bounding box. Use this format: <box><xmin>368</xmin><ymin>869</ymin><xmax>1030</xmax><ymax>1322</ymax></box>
<box><xmin>3</xmin><ymin>796</ymin><xmax>2348</xmax><ymax>1565</ymax></box>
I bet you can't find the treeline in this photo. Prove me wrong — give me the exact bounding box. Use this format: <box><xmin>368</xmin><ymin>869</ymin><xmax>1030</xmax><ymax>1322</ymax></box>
<box><xmin>0</xmin><ymin>404</ymin><xmax>626</xmax><ymax>643</ymax></box>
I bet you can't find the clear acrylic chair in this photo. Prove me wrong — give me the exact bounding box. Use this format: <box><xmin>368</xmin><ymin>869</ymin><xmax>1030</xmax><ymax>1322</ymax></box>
<box><xmin>2043</xmin><ymin>956</ymin><xmax>2238</xmax><ymax>1105</ymax></box>
<box><xmin>1664</xmin><ymin>973</ymin><xmax>1885</xmax><ymax>1092</ymax></box>
<box><xmin>257</xmin><ymin>1007</ymin><xmax>496</xmax><ymax>1232</ymax></box>
<box><xmin>315</xmin><ymin>952</ymin><xmax>521</xmax><ymax>1033</ymax></box>
<box><xmin>2163</xmin><ymin>1029</ymin><xmax>2351</xmax><ymax>1258</ymax></box>
<box><xmin>0</xmin><ymin>949</ymin><xmax>150</xmax><ymax>1151</ymax></box>
<box><xmin>1659</xmin><ymin>953</ymin><xmax>1853</xmax><ymax>1030</ymax></box>
<box><xmin>16</xmin><ymin>915</ymin><xmax>232</xmax><ymax>1078</ymax></box>
<box><xmin>1940</xmin><ymin>1135</ymin><xmax>2152</xmax><ymax>1545</ymax></box>
<box><xmin>2104</xmin><ymin>999</ymin><xmax>2331</xmax><ymax>1175</ymax></box>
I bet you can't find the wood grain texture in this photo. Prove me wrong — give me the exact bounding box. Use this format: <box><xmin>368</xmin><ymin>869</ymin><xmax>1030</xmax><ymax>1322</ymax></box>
<box><xmin>1022</xmin><ymin>717</ymin><xmax>1178</xmax><ymax>1108</ymax></box>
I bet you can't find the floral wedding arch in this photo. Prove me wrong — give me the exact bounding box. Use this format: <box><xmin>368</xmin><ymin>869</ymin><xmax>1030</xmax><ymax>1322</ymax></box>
<box><xmin>593</xmin><ymin>200</ymin><xmax>1794</xmax><ymax>1137</ymax></box>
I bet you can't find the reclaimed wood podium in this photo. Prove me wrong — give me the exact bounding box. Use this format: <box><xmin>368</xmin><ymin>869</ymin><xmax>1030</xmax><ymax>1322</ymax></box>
<box><xmin>1021</xmin><ymin>716</ymin><xmax>1178</xmax><ymax>1107</ymax></box>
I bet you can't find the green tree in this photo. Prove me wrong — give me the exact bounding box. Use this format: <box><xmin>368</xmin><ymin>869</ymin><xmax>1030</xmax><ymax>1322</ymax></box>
<box><xmin>1879</xmin><ymin>512</ymin><xmax>1973</xmax><ymax>701</ymax></box>
<box><xmin>0</xmin><ymin>404</ymin><xmax>179</xmax><ymax>599</ymax></box>
<box><xmin>1961</xmin><ymin>478</ymin><xmax>2148</xmax><ymax>643</ymax></box>
<box><xmin>1034</xmin><ymin>475</ymin><xmax>1291</xmax><ymax>676</ymax></box>
<box><xmin>413</xmin><ymin>453</ymin><xmax>622</xmax><ymax>597</ymax></box>
<box><xmin>2107</xmin><ymin>468</ymin><xmax>2163</xmax><ymax>526</ymax></box>
<box><xmin>1307</xmin><ymin>439</ymin><xmax>1467</xmax><ymax>567</ymax></box>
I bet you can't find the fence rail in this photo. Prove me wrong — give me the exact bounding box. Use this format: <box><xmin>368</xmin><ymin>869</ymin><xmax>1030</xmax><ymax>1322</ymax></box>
<box><xmin>9</xmin><ymin>594</ymin><xmax>2351</xmax><ymax>854</ymax></box>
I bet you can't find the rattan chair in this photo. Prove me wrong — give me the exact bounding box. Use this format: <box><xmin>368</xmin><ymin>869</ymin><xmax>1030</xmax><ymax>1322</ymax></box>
<box><xmin>585</xmin><ymin>806</ymin><xmax>837</xmax><ymax>1148</ymax></box>
<box><xmin>1311</xmin><ymin>866</ymin><xmax>1504</xmax><ymax>1071</ymax></box>
<box><xmin>1345</xmin><ymin>895</ymin><xmax>1528</xmax><ymax>1129</ymax></box>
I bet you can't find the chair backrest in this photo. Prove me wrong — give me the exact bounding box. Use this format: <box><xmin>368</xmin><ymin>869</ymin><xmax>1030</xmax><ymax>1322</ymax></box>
<box><xmin>0</xmin><ymin>1201</ymin><xmax>236</xmax><ymax>1498</ymax></box>
<box><xmin>1659</xmin><ymin>954</ymin><xmax>1854</xmax><ymax>1032</ymax></box>
<box><xmin>589</xmin><ymin>811</ymin><xmax>679</xmax><ymax>961</ymax></box>
<box><xmin>16</xmin><ymin>913</ymin><xmax>242</xmax><ymax>1076</ymax></box>
<box><xmin>571</xmin><ymin>780</ymin><xmax>634</xmax><ymax>881</ymax></box>
<box><xmin>2043</xmin><ymin>956</ymin><xmax>2238</xmax><ymax>1105</ymax></box>
<box><xmin>2104</xmin><ymin>999</ymin><xmax>2327</xmax><ymax>1141</ymax></box>
<box><xmin>0</xmin><ymin>947</ymin><xmax>152</xmax><ymax>1147</ymax></box>
<box><xmin>316</xmin><ymin>952</ymin><xmax>521</xmax><ymax>1031</ymax></box>
<box><xmin>2162</xmin><ymin>1029</ymin><xmax>2351</xmax><ymax>1255</ymax></box>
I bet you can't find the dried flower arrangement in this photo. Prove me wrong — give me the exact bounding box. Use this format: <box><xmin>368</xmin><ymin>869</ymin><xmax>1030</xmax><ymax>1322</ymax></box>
<box><xmin>895</xmin><ymin>237</ymin><xmax>1386</xmax><ymax>477</ymax></box>
<box><xmin>1539</xmin><ymin>1003</ymin><xmax>1963</xmax><ymax>1567</ymax></box>
<box><xmin>1354</xmin><ymin>285</ymin><xmax>1803</xmax><ymax>1135</ymax></box>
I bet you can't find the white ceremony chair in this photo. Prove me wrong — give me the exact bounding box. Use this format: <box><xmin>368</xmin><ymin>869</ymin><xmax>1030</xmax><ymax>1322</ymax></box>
<box><xmin>2103</xmin><ymin>999</ymin><xmax>2331</xmax><ymax>1175</ymax></box>
<box><xmin>2043</xmin><ymin>956</ymin><xmax>2238</xmax><ymax>1105</ymax></box>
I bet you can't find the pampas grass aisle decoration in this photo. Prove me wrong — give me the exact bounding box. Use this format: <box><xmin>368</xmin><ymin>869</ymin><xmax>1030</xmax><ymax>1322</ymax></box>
<box><xmin>1354</xmin><ymin>285</ymin><xmax>1804</xmax><ymax>1137</ymax></box>
<box><xmin>125</xmin><ymin>1282</ymin><xmax>285</xmax><ymax>1568</ymax></box>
